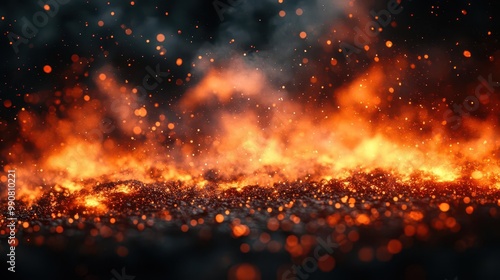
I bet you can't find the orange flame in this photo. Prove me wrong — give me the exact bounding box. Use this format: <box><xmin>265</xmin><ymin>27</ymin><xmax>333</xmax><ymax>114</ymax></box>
<box><xmin>4</xmin><ymin>57</ymin><xmax>500</xmax><ymax>206</ymax></box>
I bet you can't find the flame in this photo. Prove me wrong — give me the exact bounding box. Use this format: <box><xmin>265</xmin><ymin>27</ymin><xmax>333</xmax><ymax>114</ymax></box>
<box><xmin>2</xmin><ymin>8</ymin><xmax>499</xmax><ymax>210</ymax></box>
<box><xmin>5</xmin><ymin>58</ymin><xmax>500</xmax><ymax>208</ymax></box>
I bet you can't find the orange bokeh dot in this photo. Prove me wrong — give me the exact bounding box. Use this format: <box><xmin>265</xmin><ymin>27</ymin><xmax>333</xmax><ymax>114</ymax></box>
<box><xmin>229</xmin><ymin>263</ymin><xmax>260</xmax><ymax>280</ymax></box>
<box><xmin>55</xmin><ymin>226</ymin><xmax>64</xmax><ymax>233</ymax></box>
<box><xmin>133</xmin><ymin>126</ymin><xmax>142</xmax><ymax>134</ymax></box>
<box><xmin>157</xmin><ymin>33</ymin><xmax>165</xmax><ymax>42</ymax></box>
<box><xmin>318</xmin><ymin>256</ymin><xmax>336</xmax><ymax>272</ymax></box>
<box><xmin>299</xmin><ymin>31</ymin><xmax>307</xmax><ymax>39</ymax></box>
<box><xmin>286</xmin><ymin>235</ymin><xmax>298</xmax><ymax>246</ymax></box>
<box><xmin>176</xmin><ymin>58</ymin><xmax>183</xmax><ymax>66</ymax></box>
<box><xmin>358</xmin><ymin>247</ymin><xmax>374</xmax><ymax>262</ymax></box>
<box><xmin>463</xmin><ymin>50</ymin><xmax>471</xmax><ymax>58</ymax></box>
<box><xmin>215</xmin><ymin>214</ymin><xmax>224</xmax><ymax>223</ymax></box>
<box><xmin>240</xmin><ymin>243</ymin><xmax>250</xmax><ymax>253</ymax></box>
<box><xmin>404</xmin><ymin>225</ymin><xmax>416</xmax><ymax>236</ymax></box>
<box><xmin>439</xmin><ymin>202</ymin><xmax>450</xmax><ymax>212</ymax></box>
<box><xmin>43</xmin><ymin>65</ymin><xmax>52</xmax><ymax>73</ymax></box>
<box><xmin>387</xmin><ymin>239</ymin><xmax>402</xmax><ymax>254</ymax></box>
<box><xmin>267</xmin><ymin>218</ymin><xmax>279</xmax><ymax>231</ymax></box>
<box><xmin>117</xmin><ymin>246</ymin><xmax>128</xmax><ymax>257</ymax></box>
<box><xmin>99</xmin><ymin>73</ymin><xmax>107</xmax><ymax>81</ymax></box>
<box><xmin>71</xmin><ymin>54</ymin><xmax>79</xmax><ymax>62</ymax></box>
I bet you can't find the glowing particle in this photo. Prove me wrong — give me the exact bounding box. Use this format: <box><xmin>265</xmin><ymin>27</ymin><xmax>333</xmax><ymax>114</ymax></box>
<box><xmin>463</xmin><ymin>50</ymin><xmax>471</xmax><ymax>58</ymax></box>
<box><xmin>55</xmin><ymin>226</ymin><xmax>64</xmax><ymax>234</ymax></box>
<box><xmin>299</xmin><ymin>31</ymin><xmax>307</xmax><ymax>39</ymax></box>
<box><xmin>232</xmin><ymin>224</ymin><xmax>249</xmax><ymax>237</ymax></box>
<box><xmin>387</xmin><ymin>239</ymin><xmax>402</xmax><ymax>254</ymax></box>
<box><xmin>230</xmin><ymin>264</ymin><xmax>259</xmax><ymax>280</ymax></box>
<box><xmin>240</xmin><ymin>243</ymin><xmax>250</xmax><ymax>253</ymax></box>
<box><xmin>99</xmin><ymin>73</ymin><xmax>107</xmax><ymax>81</ymax></box>
<box><xmin>4</xmin><ymin>100</ymin><xmax>12</xmax><ymax>108</ymax></box>
<box><xmin>404</xmin><ymin>225</ymin><xmax>416</xmax><ymax>236</ymax></box>
<box><xmin>125</xmin><ymin>28</ymin><xmax>132</xmax><ymax>35</ymax></box>
<box><xmin>318</xmin><ymin>256</ymin><xmax>336</xmax><ymax>272</ymax></box>
<box><xmin>133</xmin><ymin>126</ymin><xmax>142</xmax><ymax>134</ymax></box>
<box><xmin>98</xmin><ymin>20</ymin><xmax>104</xmax><ymax>27</ymax></box>
<box><xmin>117</xmin><ymin>246</ymin><xmax>128</xmax><ymax>257</ymax></box>
<box><xmin>168</xmin><ymin>123</ymin><xmax>175</xmax><ymax>129</ymax></box>
<box><xmin>176</xmin><ymin>58</ymin><xmax>183</xmax><ymax>66</ymax></box>
<box><xmin>296</xmin><ymin>8</ymin><xmax>303</xmax><ymax>16</ymax></box>
<box><xmin>356</xmin><ymin>214</ymin><xmax>370</xmax><ymax>225</ymax></box>
<box><xmin>215</xmin><ymin>214</ymin><xmax>224</xmax><ymax>223</ymax></box>
<box><xmin>439</xmin><ymin>203</ymin><xmax>450</xmax><ymax>212</ymax></box>
<box><xmin>279</xmin><ymin>10</ymin><xmax>286</xmax><ymax>17</ymax></box>
<box><xmin>358</xmin><ymin>247</ymin><xmax>374</xmax><ymax>262</ymax></box>
<box><xmin>43</xmin><ymin>65</ymin><xmax>52</xmax><ymax>74</ymax></box>
<box><xmin>267</xmin><ymin>218</ymin><xmax>279</xmax><ymax>231</ymax></box>
<box><xmin>71</xmin><ymin>54</ymin><xmax>79</xmax><ymax>62</ymax></box>
<box><xmin>157</xmin><ymin>33</ymin><xmax>165</xmax><ymax>42</ymax></box>
<box><xmin>386</xmin><ymin>40</ymin><xmax>393</xmax><ymax>48</ymax></box>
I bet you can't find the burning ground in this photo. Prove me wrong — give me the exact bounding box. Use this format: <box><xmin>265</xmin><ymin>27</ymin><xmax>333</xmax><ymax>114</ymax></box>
<box><xmin>3</xmin><ymin>176</ymin><xmax>500</xmax><ymax>279</ymax></box>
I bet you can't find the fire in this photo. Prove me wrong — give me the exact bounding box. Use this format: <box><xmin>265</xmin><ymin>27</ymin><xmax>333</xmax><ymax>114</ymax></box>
<box><xmin>3</xmin><ymin>52</ymin><xmax>500</xmax><ymax>209</ymax></box>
